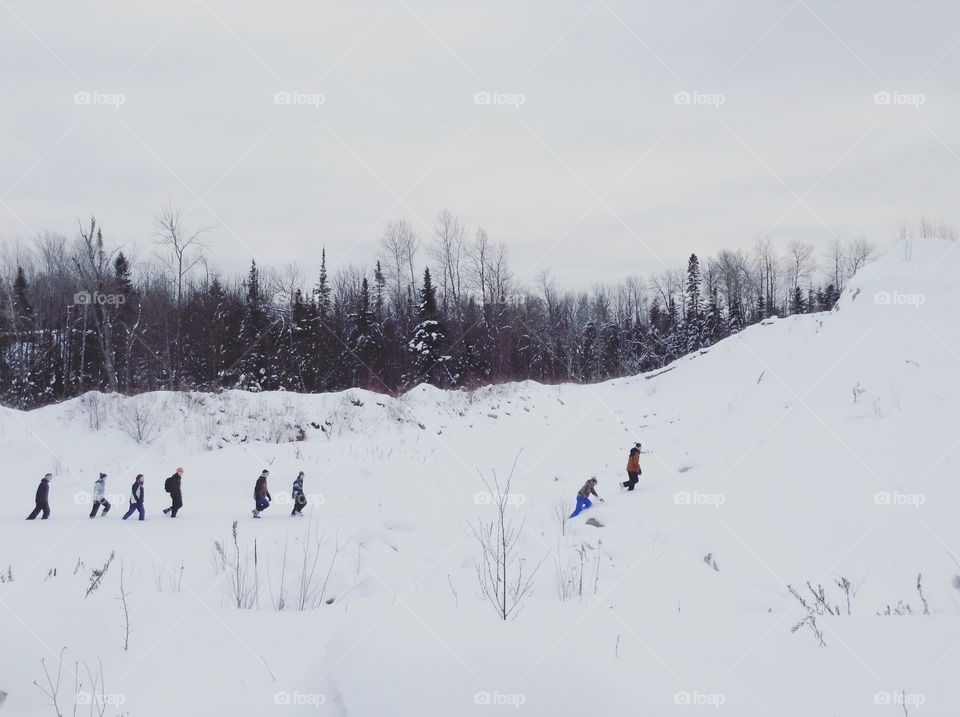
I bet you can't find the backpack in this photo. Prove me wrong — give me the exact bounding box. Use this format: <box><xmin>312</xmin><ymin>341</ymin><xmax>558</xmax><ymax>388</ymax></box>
<box><xmin>164</xmin><ymin>476</ymin><xmax>174</xmax><ymax>493</ymax></box>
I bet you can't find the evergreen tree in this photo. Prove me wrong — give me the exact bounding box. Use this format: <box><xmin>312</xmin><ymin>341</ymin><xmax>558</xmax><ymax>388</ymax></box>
<box><xmin>313</xmin><ymin>248</ymin><xmax>331</xmax><ymax>321</ymax></box>
<box><xmin>578</xmin><ymin>320</ymin><xmax>598</xmax><ymax>381</ymax></box>
<box><xmin>408</xmin><ymin>268</ymin><xmax>448</xmax><ymax>386</ymax></box>
<box><xmin>349</xmin><ymin>278</ymin><xmax>382</xmax><ymax>385</ymax></box>
<box><xmin>790</xmin><ymin>286</ymin><xmax>805</xmax><ymax>315</ymax></box>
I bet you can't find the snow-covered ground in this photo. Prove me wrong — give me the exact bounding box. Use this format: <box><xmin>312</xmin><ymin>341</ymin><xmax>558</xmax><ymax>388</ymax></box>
<box><xmin>2</xmin><ymin>240</ymin><xmax>959</xmax><ymax>716</ymax></box>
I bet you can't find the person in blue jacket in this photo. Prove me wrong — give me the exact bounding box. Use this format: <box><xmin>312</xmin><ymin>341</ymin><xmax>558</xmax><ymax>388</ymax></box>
<box><xmin>122</xmin><ymin>474</ymin><xmax>145</xmax><ymax>521</ymax></box>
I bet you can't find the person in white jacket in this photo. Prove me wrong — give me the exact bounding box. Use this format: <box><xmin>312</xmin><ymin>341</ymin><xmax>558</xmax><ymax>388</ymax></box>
<box><xmin>89</xmin><ymin>473</ymin><xmax>111</xmax><ymax>518</ymax></box>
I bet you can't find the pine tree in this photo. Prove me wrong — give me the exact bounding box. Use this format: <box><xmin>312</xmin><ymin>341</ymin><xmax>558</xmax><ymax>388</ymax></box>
<box><xmin>238</xmin><ymin>259</ymin><xmax>272</xmax><ymax>390</ymax></box>
<box><xmin>579</xmin><ymin>320</ymin><xmax>598</xmax><ymax>381</ymax></box>
<box><xmin>408</xmin><ymin>268</ymin><xmax>448</xmax><ymax>386</ymax></box>
<box><xmin>373</xmin><ymin>261</ymin><xmax>386</xmax><ymax>321</ymax></box>
<box><xmin>349</xmin><ymin>278</ymin><xmax>382</xmax><ymax>385</ymax></box>
<box><xmin>790</xmin><ymin>286</ymin><xmax>805</xmax><ymax>315</ymax></box>
<box><xmin>313</xmin><ymin>248</ymin><xmax>331</xmax><ymax>321</ymax></box>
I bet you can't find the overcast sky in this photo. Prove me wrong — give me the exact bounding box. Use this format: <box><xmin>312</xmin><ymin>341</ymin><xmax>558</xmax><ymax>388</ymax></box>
<box><xmin>2</xmin><ymin>0</ymin><xmax>959</xmax><ymax>289</ymax></box>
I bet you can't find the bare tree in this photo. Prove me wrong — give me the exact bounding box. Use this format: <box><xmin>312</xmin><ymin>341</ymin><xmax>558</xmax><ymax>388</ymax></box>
<box><xmin>73</xmin><ymin>217</ymin><xmax>121</xmax><ymax>392</ymax></box>
<box><xmin>847</xmin><ymin>237</ymin><xmax>875</xmax><ymax>277</ymax></box>
<box><xmin>430</xmin><ymin>209</ymin><xmax>466</xmax><ymax>312</ymax></box>
<box><xmin>471</xmin><ymin>454</ymin><xmax>546</xmax><ymax>620</ymax></box>
<box><xmin>786</xmin><ymin>240</ymin><xmax>816</xmax><ymax>291</ymax></box>
<box><xmin>153</xmin><ymin>204</ymin><xmax>210</xmax><ymax>309</ymax></box>
<box><xmin>379</xmin><ymin>219</ymin><xmax>419</xmax><ymax>311</ymax></box>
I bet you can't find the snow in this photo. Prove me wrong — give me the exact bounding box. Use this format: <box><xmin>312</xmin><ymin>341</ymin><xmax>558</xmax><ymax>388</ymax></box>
<box><xmin>2</xmin><ymin>240</ymin><xmax>959</xmax><ymax>716</ymax></box>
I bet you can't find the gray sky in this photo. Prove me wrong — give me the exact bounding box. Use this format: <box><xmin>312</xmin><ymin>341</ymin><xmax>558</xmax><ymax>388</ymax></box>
<box><xmin>2</xmin><ymin>0</ymin><xmax>959</xmax><ymax>289</ymax></box>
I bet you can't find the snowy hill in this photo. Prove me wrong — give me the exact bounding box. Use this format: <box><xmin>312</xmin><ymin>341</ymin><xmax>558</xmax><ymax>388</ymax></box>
<box><xmin>2</xmin><ymin>240</ymin><xmax>959</xmax><ymax>716</ymax></box>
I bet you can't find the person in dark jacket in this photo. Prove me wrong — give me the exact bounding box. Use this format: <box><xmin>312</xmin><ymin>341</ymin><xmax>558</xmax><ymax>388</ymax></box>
<box><xmin>89</xmin><ymin>473</ymin><xmax>111</xmax><ymax>518</ymax></box>
<box><xmin>253</xmin><ymin>470</ymin><xmax>271</xmax><ymax>518</ymax></box>
<box><xmin>290</xmin><ymin>471</ymin><xmax>307</xmax><ymax>516</ymax></box>
<box><xmin>570</xmin><ymin>477</ymin><xmax>603</xmax><ymax>518</ymax></box>
<box><xmin>162</xmin><ymin>467</ymin><xmax>184</xmax><ymax>517</ymax></box>
<box><xmin>122</xmin><ymin>474</ymin><xmax>145</xmax><ymax>521</ymax></box>
<box><xmin>622</xmin><ymin>444</ymin><xmax>642</xmax><ymax>491</ymax></box>
<box><xmin>27</xmin><ymin>473</ymin><xmax>53</xmax><ymax>520</ymax></box>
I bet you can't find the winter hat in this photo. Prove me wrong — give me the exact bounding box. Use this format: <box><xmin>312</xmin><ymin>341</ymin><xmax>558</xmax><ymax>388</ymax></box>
<box><xmin>99</xmin><ymin>472</ymin><xmax>107</xmax><ymax>479</ymax></box>
<box><xmin>261</xmin><ymin>469</ymin><xmax>270</xmax><ymax>476</ymax></box>
<box><xmin>43</xmin><ymin>473</ymin><xmax>52</xmax><ymax>480</ymax></box>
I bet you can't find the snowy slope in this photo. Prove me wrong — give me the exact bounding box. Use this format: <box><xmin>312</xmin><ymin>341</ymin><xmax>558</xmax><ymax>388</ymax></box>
<box><xmin>1</xmin><ymin>240</ymin><xmax>959</xmax><ymax>716</ymax></box>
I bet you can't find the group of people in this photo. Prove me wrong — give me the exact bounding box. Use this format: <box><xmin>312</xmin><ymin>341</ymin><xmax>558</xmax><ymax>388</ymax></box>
<box><xmin>26</xmin><ymin>445</ymin><xmax>639</xmax><ymax>523</ymax></box>
<box><xmin>569</xmin><ymin>442</ymin><xmax>643</xmax><ymax>518</ymax></box>
<box><xmin>25</xmin><ymin>467</ymin><xmax>309</xmax><ymax>521</ymax></box>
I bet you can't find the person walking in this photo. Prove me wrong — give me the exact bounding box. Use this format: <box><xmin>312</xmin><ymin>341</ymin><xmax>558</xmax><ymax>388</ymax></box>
<box><xmin>89</xmin><ymin>473</ymin><xmax>111</xmax><ymax>518</ymax></box>
<box><xmin>252</xmin><ymin>470</ymin><xmax>272</xmax><ymax>518</ymax></box>
<box><xmin>622</xmin><ymin>444</ymin><xmax>642</xmax><ymax>491</ymax></box>
<box><xmin>162</xmin><ymin>467</ymin><xmax>184</xmax><ymax>517</ymax></box>
<box><xmin>26</xmin><ymin>473</ymin><xmax>53</xmax><ymax>520</ymax></box>
<box><xmin>569</xmin><ymin>477</ymin><xmax>603</xmax><ymax>518</ymax></box>
<box><xmin>290</xmin><ymin>471</ymin><xmax>307</xmax><ymax>517</ymax></box>
<box><xmin>122</xmin><ymin>474</ymin><xmax>145</xmax><ymax>521</ymax></box>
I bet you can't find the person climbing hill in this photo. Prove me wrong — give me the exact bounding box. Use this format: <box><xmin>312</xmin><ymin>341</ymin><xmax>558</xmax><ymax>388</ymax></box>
<box><xmin>622</xmin><ymin>444</ymin><xmax>642</xmax><ymax>491</ymax></box>
<box><xmin>570</xmin><ymin>477</ymin><xmax>603</xmax><ymax>518</ymax></box>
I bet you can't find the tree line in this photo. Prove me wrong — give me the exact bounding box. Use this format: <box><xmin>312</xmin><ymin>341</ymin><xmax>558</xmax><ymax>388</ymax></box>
<box><xmin>0</xmin><ymin>206</ymin><xmax>883</xmax><ymax>409</ymax></box>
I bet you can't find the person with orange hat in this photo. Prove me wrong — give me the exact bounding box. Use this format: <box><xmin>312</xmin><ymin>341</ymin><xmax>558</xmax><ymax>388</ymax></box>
<box><xmin>162</xmin><ymin>467</ymin><xmax>184</xmax><ymax>518</ymax></box>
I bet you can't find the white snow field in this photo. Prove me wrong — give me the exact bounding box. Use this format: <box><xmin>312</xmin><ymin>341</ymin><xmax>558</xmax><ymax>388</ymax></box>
<box><xmin>1</xmin><ymin>239</ymin><xmax>959</xmax><ymax>716</ymax></box>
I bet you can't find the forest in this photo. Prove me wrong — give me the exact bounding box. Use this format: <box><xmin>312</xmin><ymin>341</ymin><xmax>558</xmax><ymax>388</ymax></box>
<box><xmin>0</xmin><ymin>206</ymin><xmax>882</xmax><ymax>409</ymax></box>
